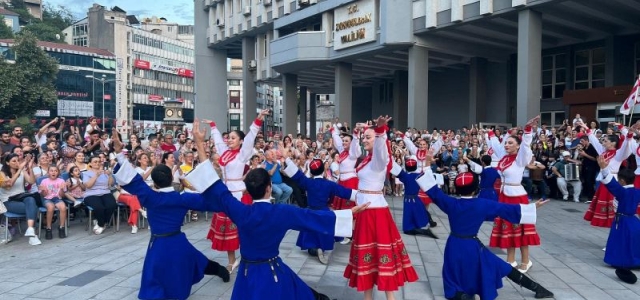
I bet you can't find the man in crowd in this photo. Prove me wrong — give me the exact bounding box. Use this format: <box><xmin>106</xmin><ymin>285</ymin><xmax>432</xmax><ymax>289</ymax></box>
<box><xmin>264</xmin><ymin>149</ymin><xmax>293</xmax><ymax>204</ymax></box>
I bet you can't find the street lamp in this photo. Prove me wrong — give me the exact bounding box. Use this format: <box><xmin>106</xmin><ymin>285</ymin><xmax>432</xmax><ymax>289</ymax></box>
<box><xmin>85</xmin><ymin>74</ymin><xmax>116</xmax><ymax>130</ymax></box>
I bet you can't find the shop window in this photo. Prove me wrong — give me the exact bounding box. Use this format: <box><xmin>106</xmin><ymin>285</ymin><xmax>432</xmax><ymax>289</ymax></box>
<box><xmin>540</xmin><ymin>111</ymin><xmax>565</xmax><ymax>127</ymax></box>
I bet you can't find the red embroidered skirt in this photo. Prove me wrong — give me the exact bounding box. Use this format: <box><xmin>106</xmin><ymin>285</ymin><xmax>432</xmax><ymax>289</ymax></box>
<box><xmin>489</xmin><ymin>193</ymin><xmax>540</xmax><ymax>248</ymax></box>
<box><xmin>332</xmin><ymin>177</ymin><xmax>358</xmax><ymax>210</ymax></box>
<box><xmin>206</xmin><ymin>193</ymin><xmax>252</xmax><ymax>251</ymax></box>
<box><xmin>493</xmin><ymin>178</ymin><xmax>502</xmax><ymax>196</ymax></box>
<box><xmin>584</xmin><ymin>182</ymin><xmax>616</xmax><ymax>228</ymax></box>
<box><xmin>343</xmin><ymin>207</ymin><xmax>418</xmax><ymax>291</ymax></box>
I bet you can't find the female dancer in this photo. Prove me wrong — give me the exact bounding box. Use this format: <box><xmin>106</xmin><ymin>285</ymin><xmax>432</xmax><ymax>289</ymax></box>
<box><xmin>204</xmin><ymin>109</ymin><xmax>268</xmax><ymax>272</ymax></box>
<box><xmin>330</xmin><ymin>120</ymin><xmax>361</xmax><ymax>244</ymax></box>
<box><xmin>488</xmin><ymin>116</ymin><xmax>541</xmax><ymax>273</ymax></box>
<box><xmin>344</xmin><ymin>116</ymin><xmax>418</xmax><ymax>300</ymax></box>
<box><xmin>401</xmin><ymin>131</ymin><xmax>443</xmax><ymax>227</ymax></box>
<box><xmin>580</xmin><ymin>122</ymin><xmax>631</xmax><ymax>228</ymax></box>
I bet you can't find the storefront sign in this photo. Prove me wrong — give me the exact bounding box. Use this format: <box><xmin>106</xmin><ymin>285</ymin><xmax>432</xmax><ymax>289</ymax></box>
<box><xmin>35</xmin><ymin>110</ymin><xmax>50</xmax><ymax>117</ymax></box>
<box><xmin>333</xmin><ymin>0</ymin><xmax>377</xmax><ymax>50</ymax></box>
<box><xmin>134</xmin><ymin>59</ymin><xmax>194</xmax><ymax>78</ymax></box>
<box><xmin>149</xmin><ymin>94</ymin><xmax>164</xmax><ymax>102</ymax></box>
<box><xmin>59</xmin><ymin>65</ymin><xmax>80</xmax><ymax>71</ymax></box>
<box><xmin>57</xmin><ymin>91</ymin><xmax>89</xmax><ymax>98</ymax></box>
<box><xmin>57</xmin><ymin>100</ymin><xmax>94</xmax><ymax>117</ymax></box>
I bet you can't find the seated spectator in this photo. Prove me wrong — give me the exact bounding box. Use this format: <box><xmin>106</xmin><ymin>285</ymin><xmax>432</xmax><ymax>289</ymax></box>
<box><xmin>82</xmin><ymin>155</ymin><xmax>117</xmax><ymax>235</ymax></box>
<box><xmin>38</xmin><ymin>166</ymin><xmax>68</xmax><ymax>239</ymax></box>
<box><xmin>0</xmin><ymin>153</ymin><xmax>41</xmax><ymax>245</ymax></box>
<box><xmin>264</xmin><ymin>149</ymin><xmax>293</xmax><ymax>204</ymax></box>
<box><xmin>65</xmin><ymin>166</ymin><xmax>85</xmax><ymax>207</ymax></box>
<box><xmin>117</xmin><ymin>153</ymin><xmax>151</xmax><ymax>233</ymax></box>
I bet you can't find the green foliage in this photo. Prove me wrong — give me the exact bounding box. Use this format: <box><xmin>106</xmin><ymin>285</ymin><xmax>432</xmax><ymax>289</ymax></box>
<box><xmin>21</xmin><ymin>22</ymin><xmax>64</xmax><ymax>43</ymax></box>
<box><xmin>0</xmin><ymin>16</ymin><xmax>14</xmax><ymax>39</ymax></box>
<box><xmin>5</xmin><ymin>0</ymin><xmax>34</xmax><ymax>25</ymax></box>
<box><xmin>1</xmin><ymin>116</ymin><xmax>36</xmax><ymax>135</ymax></box>
<box><xmin>0</xmin><ymin>31</ymin><xmax>59</xmax><ymax>119</ymax></box>
<box><xmin>42</xmin><ymin>5</ymin><xmax>74</xmax><ymax>31</ymax></box>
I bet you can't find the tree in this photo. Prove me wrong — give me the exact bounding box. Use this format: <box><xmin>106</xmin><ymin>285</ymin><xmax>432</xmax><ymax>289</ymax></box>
<box><xmin>0</xmin><ymin>31</ymin><xmax>58</xmax><ymax>119</ymax></box>
<box><xmin>42</xmin><ymin>5</ymin><xmax>74</xmax><ymax>31</ymax></box>
<box><xmin>0</xmin><ymin>16</ymin><xmax>14</xmax><ymax>39</ymax></box>
<box><xmin>21</xmin><ymin>22</ymin><xmax>64</xmax><ymax>42</ymax></box>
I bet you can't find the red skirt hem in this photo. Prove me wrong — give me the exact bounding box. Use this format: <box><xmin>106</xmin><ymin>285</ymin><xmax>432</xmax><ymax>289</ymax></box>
<box><xmin>207</xmin><ymin>212</ymin><xmax>240</xmax><ymax>251</ymax></box>
<box><xmin>332</xmin><ymin>178</ymin><xmax>358</xmax><ymax>210</ymax></box>
<box><xmin>489</xmin><ymin>193</ymin><xmax>541</xmax><ymax>248</ymax></box>
<box><xmin>343</xmin><ymin>208</ymin><xmax>418</xmax><ymax>291</ymax></box>
<box><xmin>583</xmin><ymin>184</ymin><xmax>615</xmax><ymax>228</ymax></box>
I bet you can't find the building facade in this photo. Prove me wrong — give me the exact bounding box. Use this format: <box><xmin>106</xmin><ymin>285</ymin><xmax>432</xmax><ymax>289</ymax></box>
<box><xmin>0</xmin><ymin>0</ymin><xmax>41</xmax><ymax>20</ymax></box>
<box><xmin>63</xmin><ymin>4</ymin><xmax>195</xmax><ymax>137</ymax></box>
<box><xmin>0</xmin><ymin>39</ymin><xmax>116</xmax><ymax>124</ymax></box>
<box><xmin>0</xmin><ymin>8</ymin><xmax>19</xmax><ymax>32</ymax></box>
<box><xmin>194</xmin><ymin>0</ymin><xmax>640</xmax><ymax>134</ymax></box>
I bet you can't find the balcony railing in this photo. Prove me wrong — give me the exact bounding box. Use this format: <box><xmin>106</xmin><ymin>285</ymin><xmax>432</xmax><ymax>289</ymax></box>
<box><xmin>270</xmin><ymin>31</ymin><xmax>328</xmax><ymax>67</ymax></box>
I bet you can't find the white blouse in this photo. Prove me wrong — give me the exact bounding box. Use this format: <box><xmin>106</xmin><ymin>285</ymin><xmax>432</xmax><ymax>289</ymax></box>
<box><xmin>490</xmin><ymin>131</ymin><xmax>533</xmax><ymax>197</ymax></box>
<box><xmin>355</xmin><ymin>128</ymin><xmax>389</xmax><ymax>208</ymax></box>
<box><xmin>331</xmin><ymin>124</ymin><xmax>361</xmax><ymax>181</ymax></box>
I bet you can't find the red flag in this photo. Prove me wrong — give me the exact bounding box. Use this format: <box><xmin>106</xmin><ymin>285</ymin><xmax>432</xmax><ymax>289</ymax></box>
<box><xmin>78</xmin><ymin>119</ymin><xmax>84</xmax><ymax>125</ymax></box>
<box><xmin>69</xmin><ymin>120</ymin><xmax>76</xmax><ymax>125</ymax></box>
<box><xmin>620</xmin><ymin>76</ymin><xmax>640</xmax><ymax>115</ymax></box>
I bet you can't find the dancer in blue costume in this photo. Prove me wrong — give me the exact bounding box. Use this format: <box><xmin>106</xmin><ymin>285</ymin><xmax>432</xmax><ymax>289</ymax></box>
<box><xmin>389</xmin><ymin>156</ymin><xmax>438</xmax><ymax>238</ymax></box>
<box><xmin>110</xmin><ymin>131</ymin><xmax>229</xmax><ymax>300</ymax></box>
<box><xmin>415</xmin><ymin>156</ymin><xmax>554</xmax><ymax>300</ymax></box>
<box><xmin>185</xmin><ymin>120</ymin><xmax>370</xmax><ymax>300</ymax></box>
<box><xmin>282</xmin><ymin>157</ymin><xmax>357</xmax><ymax>264</ymax></box>
<box><xmin>465</xmin><ymin>154</ymin><xmax>500</xmax><ymax>201</ymax></box>
<box><xmin>597</xmin><ymin>156</ymin><xmax>640</xmax><ymax>284</ymax></box>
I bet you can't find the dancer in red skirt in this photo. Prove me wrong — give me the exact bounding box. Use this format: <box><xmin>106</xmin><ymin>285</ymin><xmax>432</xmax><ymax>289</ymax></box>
<box><xmin>400</xmin><ymin>132</ymin><xmax>443</xmax><ymax>227</ymax></box>
<box><xmin>344</xmin><ymin>116</ymin><xmax>418</xmax><ymax>300</ymax></box>
<box><xmin>202</xmin><ymin>109</ymin><xmax>269</xmax><ymax>273</ymax></box>
<box><xmin>578</xmin><ymin>122</ymin><xmax>631</xmax><ymax>228</ymax></box>
<box><xmin>330</xmin><ymin>121</ymin><xmax>361</xmax><ymax>244</ymax></box>
<box><xmin>487</xmin><ymin>116</ymin><xmax>541</xmax><ymax>273</ymax></box>
<box><xmin>626</xmin><ymin>123</ymin><xmax>640</xmax><ymax>215</ymax></box>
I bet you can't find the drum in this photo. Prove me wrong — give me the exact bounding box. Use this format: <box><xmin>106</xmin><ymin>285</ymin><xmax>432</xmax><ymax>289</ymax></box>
<box><xmin>564</xmin><ymin>163</ymin><xmax>580</xmax><ymax>181</ymax></box>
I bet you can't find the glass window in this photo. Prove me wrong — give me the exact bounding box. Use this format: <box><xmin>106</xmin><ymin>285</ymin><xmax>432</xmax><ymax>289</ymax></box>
<box><xmin>575</xmin><ymin>50</ymin><xmax>589</xmax><ymax>66</ymax></box>
<box><xmin>541</xmin><ymin>54</ymin><xmax>566</xmax><ymax>99</ymax></box>
<box><xmin>574</xmin><ymin>48</ymin><xmax>606</xmax><ymax>90</ymax></box>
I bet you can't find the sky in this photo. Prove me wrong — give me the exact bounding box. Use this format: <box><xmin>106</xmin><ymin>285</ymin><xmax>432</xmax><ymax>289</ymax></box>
<box><xmin>46</xmin><ymin>0</ymin><xmax>195</xmax><ymax>25</ymax></box>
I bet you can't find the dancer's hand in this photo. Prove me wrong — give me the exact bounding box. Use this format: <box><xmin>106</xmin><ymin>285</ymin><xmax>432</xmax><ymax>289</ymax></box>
<box><xmin>597</xmin><ymin>155</ymin><xmax>609</xmax><ymax>170</ymax></box>
<box><xmin>111</xmin><ymin>129</ymin><xmax>123</xmax><ymax>154</ymax></box>
<box><xmin>525</xmin><ymin>115</ymin><xmax>540</xmax><ymax>129</ymax></box>
<box><xmin>375</xmin><ymin>115</ymin><xmax>392</xmax><ymax>128</ymax></box>
<box><xmin>351</xmin><ymin>202</ymin><xmax>371</xmax><ymax>214</ymax></box>
<box><xmin>192</xmin><ymin>119</ymin><xmax>206</xmax><ymax>144</ymax></box>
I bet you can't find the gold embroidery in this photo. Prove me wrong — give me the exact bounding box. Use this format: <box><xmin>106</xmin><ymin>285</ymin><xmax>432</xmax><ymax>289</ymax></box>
<box><xmin>363</xmin><ymin>253</ymin><xmax>372</xmax><ymax>263</ymax></box>
<box><xmin>380</xmin><ymin>254</ymin><xmax>390</xmax><ymax>264</ymax></box>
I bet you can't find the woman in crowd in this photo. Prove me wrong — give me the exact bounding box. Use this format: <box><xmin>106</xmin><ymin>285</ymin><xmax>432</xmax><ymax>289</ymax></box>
<box><xmin>117</xmin><ymin>152</ymin><xmax>151</xmax><ymax>233</ymax></box>
<box><xmin>161</xmin><ymin>152</ymin><xmax>181</xmax><ymax>191</ymax></box>
<box><xmin>579</xmin><ymin>122</ymin><xmax>631</xmax><ymax>229</ymax></box>
<box><xmin>1</xmin><ymin>153</ymin><xmax>40</xmax><ymax>245</ymax></box>
<box><xmin>204</xmin><ymin>109</ymin><xmax>268</xmax><ymax>273</ymax></box>
<box><xmin>487</xmin><ymin>116</ymin><xmax>542</xmax><ymax>273</ymax></box>
<box><xmin>82</xmin><ymin>155</ymin><xmax>117</xmax><ymax>235</ymax></box>
<box><xmin>60</xmin><ymin>133</ymin><xmax>83</xmax><ymax>171</ymax></box>
<box><xmin>343</xmin><ymin>116</ymin><xmax>418</xmax><ymax>300</ymax></box>
<box><xmin>66</xmin><ymin>151</ymin><xmax>88</xmax><ymax>173</ymax></box>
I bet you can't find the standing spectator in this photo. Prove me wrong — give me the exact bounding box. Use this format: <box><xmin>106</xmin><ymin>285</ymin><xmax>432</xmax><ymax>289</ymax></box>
<box><xmin>82</xmin><ymin>155</ymin><xmax>117</xmax><ymax>235</ymax></box>
<box><xmin>578</xmin><ymin>135</ymin><xmax>599</xmax><ymax>201</ymax></box>
<box><xmin>60</xmin><ymin>133</ymin><xmax>83</xmax><ymax>171</ymax></box>
<box><xmin>84</xmin><ymin>117</ymin><xmax>100</xmax><ymax>141</ymax></box>
<box><xmin>264</xmin><ymin>149</ymin><xmax>293</xmax><ymax>204</ymax></box>
<box><xmin>161</xmin><ymin>133</ymin><xmax>176</xmax><ymax>153</ymax></box>
<box><xmin>10</xmin><ymin>126</ymin><xmax>23</xmax><ymax>146</ymax></box>
<box><xmin>0</xmin><ymin>130</ymin><xmax>14</xmax><ymax>154</ymax></box>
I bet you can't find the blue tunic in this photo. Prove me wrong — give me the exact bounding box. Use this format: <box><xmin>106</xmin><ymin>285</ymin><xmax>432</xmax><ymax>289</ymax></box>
<box><xmin>603</xmin><ymin>179</ymin><xmax>640</xmax><ymax>268</ymax></box>
<box><xmin>289</xmin><ymin>170</ymin><xmax>353</xmax><ymax>251</ymax></box>
<box><xmin>115</xmin><ymin>165</ymin><xmax>217</xmax><ymax>300</ymax></box>
<box><xmin>205</xmin><ymin>181</ymin><xmax>340</xmax><ymax>300</ymax></box>
<box><xmin>425</xmin><ymin>186</ymin><xmax>525</xmax><ymax>300</ymax></box>
<box><xmin>395</xmin><ymin>170</ymin><xmax>430</xmax><ymax>231</ymax></box>
<box><xmin>478</xmin><ymin>167</ymin><xmax>499</xmax><ymax>201</ymax></box>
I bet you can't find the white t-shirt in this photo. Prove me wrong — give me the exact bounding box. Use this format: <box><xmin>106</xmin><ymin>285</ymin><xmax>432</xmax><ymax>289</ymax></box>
<box><xmin>84</xmin><ymin>124</ymin><xmax>99</xmax><ymax>139</ymax></box>
<box><xmin>135</xmin><ymin>166</ymin><xmax>154</xmax><ymax>186</ymax></box>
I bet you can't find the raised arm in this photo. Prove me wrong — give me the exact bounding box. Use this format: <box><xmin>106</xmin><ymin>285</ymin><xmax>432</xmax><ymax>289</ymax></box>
<box><xmin>401</xmin><ymin>133</ymin><xmax>417</xmax><ymax>155</ymax></box>
<box><xmin>487</xmin><ymin>130</ymin><xmax>507</xmax><ymax>159</ymax></box>
<box><xmin>614</xmin><ymin>127</ymin><xmax>632</xmax><ymax>162</ymax></box>
<box><xmin>239</xmin><ymin>109</ymin><xmax>269</xmax><ymax>162</ymax></box>
<box><xmin>331</xmin><ymin>124</ymin><xmax>345</xmax><ymax>153</ymax></box>
<box><xmin>111</xmin><ymin>131</ymin><xmax>153</xmax><ymax>203</ymax></box>
<box><xmin>516</xmin><ymin>116</ymin><xmax>538</xmax><ymax>167</ymax></box>
<box><xmin>349</xmin><ymin>129</ymin><xmax>362</xmax><ymax>159</ymax></box>
<box><xmin>207</xmin><ymin>120</ymin><xmax>228</xmax><ymax>154</ymax></box>
<box><xmin>371</xmin><ymin>125</ymin><xmax>391</xmax><ymax>172</ymax></box>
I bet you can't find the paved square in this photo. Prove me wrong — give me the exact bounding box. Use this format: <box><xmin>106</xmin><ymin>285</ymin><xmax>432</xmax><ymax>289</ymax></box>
<box><xmin>1</xmin><ymin>198</ymin><xmax>638</xmax><ymax>299</ymax></box>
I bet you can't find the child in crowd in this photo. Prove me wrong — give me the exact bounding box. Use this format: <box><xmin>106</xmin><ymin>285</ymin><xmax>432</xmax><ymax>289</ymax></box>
<box><xmin>38</xmin><ymin>166</ymin><xmax>68</xmax><ymax>239</ymax></box>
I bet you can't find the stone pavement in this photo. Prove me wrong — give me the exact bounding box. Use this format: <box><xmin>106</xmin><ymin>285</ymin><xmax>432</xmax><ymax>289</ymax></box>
<box><xmin>0</xmin><ymin>197</ymin><xmax>638</xmax><ymax>300</ymax></box>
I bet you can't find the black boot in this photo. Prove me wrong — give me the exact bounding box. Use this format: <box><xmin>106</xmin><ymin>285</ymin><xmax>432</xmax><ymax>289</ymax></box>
<box><xmin>448</xmin><ymin>291</ymin><xmax>474</xmax><ymax>300</ymax></box>
<box><xmin>425</xmin><ymin>209</ymin><xmax>437</xmax><ymax>227</ymax></box>
<box><xmin>204</xmin><ymin>259</ymin><xmax>230</xmax><ymax>282</ymax></box>
<box><xmin>507</xmin><ymin>267</ymin><xmax>553</xmax><ymax>299</ymax></box>
<box><xmin>309</xmin><ymin>287</ymin><xmax>332</xmax><ymax>300</ymax></box>
<box><xmin>418</xmin><ymin>228</ymin><xmax>439</xmax><ymax>239</ymax></box>
<box><xmin>403</xmin><ymin>229</ymin><xmax>420</xmax><ymax>235</ymax></box>
<box><xmin>616</xmin><ymin>268</ymin><xmax>638</xmax><ymax>284</ymax></box>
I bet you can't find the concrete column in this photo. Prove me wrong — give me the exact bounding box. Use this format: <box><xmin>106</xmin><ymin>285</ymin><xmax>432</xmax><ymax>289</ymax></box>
<box><xmin>392</xmin><ymin>71</ymin><xmax>408</xmax><ymax>131</ymax></box>
<box><xmin>242</xmin><ymin>37</ymin><xmax>257</xmax><ymax>132</ymax></box>
<box><xmin>408</xmin><ymin>45</ymin><xmax>429</xmax><ymax>129</ymax></box>
<box><xmin>309</xmin><ymin>93</ymin><xmax>317</xmax><ymax>137</ymax></box>
<box><xmin>194</xmin><ymin>0</ymin><xmax>228</xmax><ymax>131</ymax></box>
<box><xmin>469</xmin><ymin>57</ymin><xmax>488</xmax><ymax>125</ymax></box>
<box><xmin>282</xmin><ymin>73</ymin><xmax>298</xmax><ymax>135</ymax></box>
<box><xmin>335</xmin><ymin>62</ymin><xmax>353</xmax><ymax>123</ymax></box>
<box><xmin>299</xmin><ymin>86</ymin><xmax>308</xmax><ymax>136</ymax></box>
<box><xmin>516</xmin><ymin>9</ymin><xmax>542</xmax><ymax>125</ymax></box>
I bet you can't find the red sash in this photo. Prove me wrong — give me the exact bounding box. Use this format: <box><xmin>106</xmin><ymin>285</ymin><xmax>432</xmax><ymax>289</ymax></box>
<box><xmin>219</xmin><ymin>149</ymin><xmax>240</xmax><ymax>167</ymax></box>
<box><xmin>356</xmin><ymin>155</ymin><xmax>372</xmax><ymax>172</ymax></box>
<box><xmin>602</xmin><ymin>149</ymin><xmax>615</xmax><ymax>163</ymax></box>
<box><xmin>416</xmin><ymin>149</ymin><xmax>427</xmax><ymax>161</ymax></box>
<box><xmin>338</xmin><ymin>151</ymin><xmax>349</xmax><ymax>163</ymax></box>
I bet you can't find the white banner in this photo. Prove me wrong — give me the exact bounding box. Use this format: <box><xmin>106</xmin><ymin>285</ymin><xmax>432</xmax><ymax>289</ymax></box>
<box><xmin>57</xmin><ymin>100</ymin><xmax>94</xmax><ymax>117</ymax></box>
<box><xmin>333</xmin><ymin>0</ymin><xmax>377</xmax><ymax>50</ymax></box>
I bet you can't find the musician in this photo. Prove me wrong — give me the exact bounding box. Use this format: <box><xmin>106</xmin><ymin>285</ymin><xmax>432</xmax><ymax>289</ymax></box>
<box><xmin>552</xmin><ymin>151</ymin><xmax>582</xmax><ymax>202</ymax></box>
<box><xmin>577</xmin><ymin>135</ymin><xmax>599</xmax><ymax>201</ymax></box>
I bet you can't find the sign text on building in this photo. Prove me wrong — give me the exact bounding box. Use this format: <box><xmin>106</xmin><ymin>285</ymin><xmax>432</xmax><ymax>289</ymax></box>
<box><xmin>333</xmin><ymin>0</ymin><xmax>377</xmax><ymax>50</ymax></box>
<box><xmin>133</xmin><ymin>59</ymin><xmax>194</xmax><ymax>78</ymax></box>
